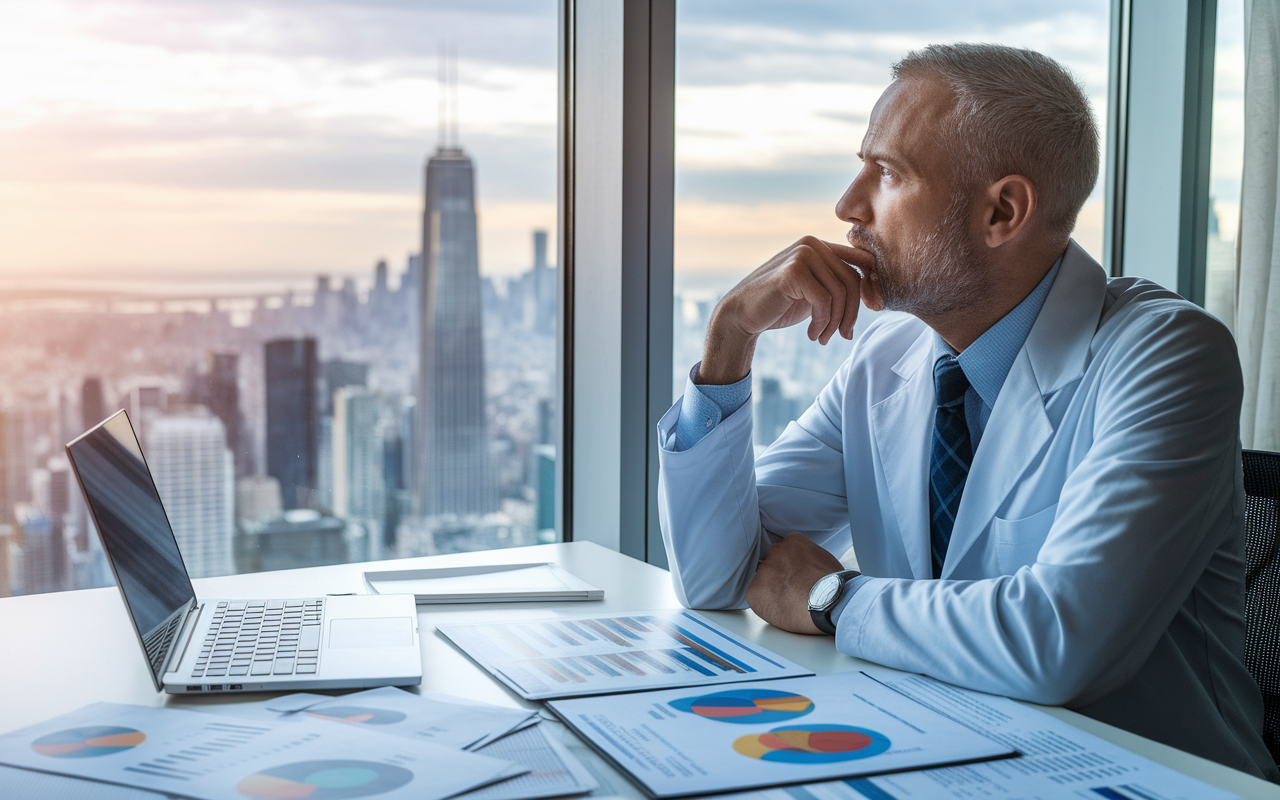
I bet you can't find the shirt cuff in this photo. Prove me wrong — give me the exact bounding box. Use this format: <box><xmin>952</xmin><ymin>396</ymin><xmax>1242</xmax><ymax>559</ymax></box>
<box><xmin>831</xmin><ymin>575</ymin><xmax>871</xmax><ymax>631</ymax></box>
<box><xmin>672</xmin><ymin>363</ymin><xmax>752</xmax><ymax>452</ymax></box>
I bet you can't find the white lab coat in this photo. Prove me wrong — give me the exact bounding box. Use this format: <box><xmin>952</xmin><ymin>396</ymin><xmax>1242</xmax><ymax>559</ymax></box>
<box><xmin>657</xmin><ymin>242</ymin><xmax>1277</xmax><ymax>779</ymax></box>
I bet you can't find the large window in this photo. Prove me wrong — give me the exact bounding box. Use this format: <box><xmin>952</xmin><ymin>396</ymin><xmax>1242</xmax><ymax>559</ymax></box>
<box><xmin>1204</xmin><ymin>0</ymin><xmax>1245</xmax><ymax>333</ymax></box>
<box><xmin>0</xmin><ymin>0</ymin><xmax>559</xmax><ymax>595</ymax></box>
<box><xmin>672</xmin><ymin>2</ymin><xmax>1112</xmax><ymax>449</ymax></box>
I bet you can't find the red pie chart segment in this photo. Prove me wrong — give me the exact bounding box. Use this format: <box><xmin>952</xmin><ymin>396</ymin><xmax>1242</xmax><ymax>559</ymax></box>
<box><xmin>669</xmin><ymin>689</ymin><xmax>815</xmax><ymax>724</ymax></box>
<box><xmin>31</xmin><ymin>726</ymin><xmax>146</xmax><ymax>758</ymax></box>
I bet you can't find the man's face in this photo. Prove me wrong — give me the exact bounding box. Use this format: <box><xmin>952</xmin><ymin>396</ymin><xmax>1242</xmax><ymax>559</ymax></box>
<box><xmin>835</xmin><ymin>76</ymin><xmax>991</xmax><ymax>319</ymax></box>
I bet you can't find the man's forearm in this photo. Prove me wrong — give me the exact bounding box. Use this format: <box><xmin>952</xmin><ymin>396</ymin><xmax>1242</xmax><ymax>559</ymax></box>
<box><xmin>698</xmin><ymin>312</ymin><xmax>758</xmax><ymax>386</ymax></box>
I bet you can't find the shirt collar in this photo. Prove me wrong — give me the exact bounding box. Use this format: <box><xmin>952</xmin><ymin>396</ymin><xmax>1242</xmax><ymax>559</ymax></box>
<box><xmin>931</xmin><ymin>255</ymin><xmax>1063</xmax><ymax>410</ymax></box>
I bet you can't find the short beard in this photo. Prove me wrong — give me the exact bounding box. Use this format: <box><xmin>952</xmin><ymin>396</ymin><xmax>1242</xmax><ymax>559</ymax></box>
<box><xmin>847</xmin><ymin>189</ymin><xmax>991</xmax><ymax>319</ymax></box>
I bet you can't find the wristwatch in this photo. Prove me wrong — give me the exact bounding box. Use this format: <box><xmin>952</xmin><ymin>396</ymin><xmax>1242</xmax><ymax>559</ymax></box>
<box><xmin>807</xmin><ymin>570</ymin><xmax>861</xmax><ymax>635</ymax></box>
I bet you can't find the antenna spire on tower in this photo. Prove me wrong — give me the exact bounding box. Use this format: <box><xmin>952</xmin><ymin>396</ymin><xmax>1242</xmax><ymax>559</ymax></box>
<box><xmin>437</xmin><ymin>42</ymin><xmax>447</xmax><ymax>149</ymax></box>
<box><xmin>436</xmin><ymin>41</ymin><xmax>461</xmax><ymax>152</ymax></box>
<box><xmin>450</xmin><ymin>42</ymin><xmax>460</xmax><ymax>149</ymax></box>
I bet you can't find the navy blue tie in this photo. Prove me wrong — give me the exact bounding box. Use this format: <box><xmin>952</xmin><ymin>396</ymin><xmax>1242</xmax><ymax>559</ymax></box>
<box><xmin>929</xmin><ymin>355</ymin><xmax>972</xmax><ymax>579</ymax></box>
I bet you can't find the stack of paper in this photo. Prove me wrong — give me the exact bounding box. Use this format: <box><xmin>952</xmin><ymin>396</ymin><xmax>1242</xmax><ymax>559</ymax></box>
<box><xmin>437</xmin><ymin>609</ymin><xmax>813</xmax><ymax>699</ymax></box>
<box><xmin>365</xmin><ymin>562</ymin><xmax>604</xmax><ymax>603</ymax></box>
<box><xmin>0</xmin><ymin>689</ymin><xmax>598</xmax><ymax>800</ymax></box>
<box><xmin>195</xmin><ymin>686</ymin><xmax>539</xmax><ymax>751</ymax></box>
<box><xmin>201</xmin><ymin>688</ymin><xmax>598</xmax><ymax>800</ymax></box>
<box><xmin>0</xmin><ymin>702</ymin><xmax>525</xmax><ymax>800</ymax></box>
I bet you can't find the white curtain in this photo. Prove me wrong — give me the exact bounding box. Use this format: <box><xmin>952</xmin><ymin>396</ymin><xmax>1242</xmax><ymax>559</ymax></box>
<box><xmin>1238</xmin><ymin>0</ymin><xmax>1280</xmax><ymax>450</ymax></box>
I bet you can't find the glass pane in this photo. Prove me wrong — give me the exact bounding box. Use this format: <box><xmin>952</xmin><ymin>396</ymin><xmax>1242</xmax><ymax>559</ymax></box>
<box><xmin>674</xmin><ymin>3</ymin><xmax>1111</xmax><ymax>450</ymax></box>
<box><xmin>0</xmin><ymin>1</ymin><xmax>559</xmax><ymax>595</ymax></box>
<box><xmin>1204</xmin><ymin>0</ymin><xmax>1245</xmax><ymax>333</ymax></box>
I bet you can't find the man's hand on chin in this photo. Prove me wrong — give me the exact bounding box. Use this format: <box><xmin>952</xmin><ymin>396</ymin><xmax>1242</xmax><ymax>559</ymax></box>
<box><xmin>746</xmin><ymin>532</ymin><xmax>846</xmax><ymax>635</ymax></box>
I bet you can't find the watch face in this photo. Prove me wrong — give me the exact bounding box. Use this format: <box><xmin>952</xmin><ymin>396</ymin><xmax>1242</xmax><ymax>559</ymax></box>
<box><xmin>808</xmin><ymin>573</ymin><xmax>842</xmax><ymax>609</ymax></box>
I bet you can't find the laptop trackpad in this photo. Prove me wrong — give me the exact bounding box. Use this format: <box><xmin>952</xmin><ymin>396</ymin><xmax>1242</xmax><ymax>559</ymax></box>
<box><xmin>328</xmin><ymin>617</ymin><xmax>412</xmax><ymax>649</ymax></box>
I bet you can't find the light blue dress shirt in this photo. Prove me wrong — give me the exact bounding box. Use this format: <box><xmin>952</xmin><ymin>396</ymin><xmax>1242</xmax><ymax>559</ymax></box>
<box><xmin>670</xmin><ymin>256</ymin><xmax>1064</xmax><ymax>625</ymax></box>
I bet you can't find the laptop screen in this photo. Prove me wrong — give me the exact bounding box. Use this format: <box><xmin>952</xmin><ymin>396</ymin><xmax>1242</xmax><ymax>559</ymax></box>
<box><xmin>66</xmin><ymin>410</ymin><xmax>196</xmax><ymax>684</ymax></box>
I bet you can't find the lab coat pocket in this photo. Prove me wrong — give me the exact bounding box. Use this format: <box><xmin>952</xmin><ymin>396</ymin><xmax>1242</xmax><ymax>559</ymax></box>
<box><xmin>991</xmin><ymin>502</ymin><xmax>1058</xmax><ymax>574</ymax></box>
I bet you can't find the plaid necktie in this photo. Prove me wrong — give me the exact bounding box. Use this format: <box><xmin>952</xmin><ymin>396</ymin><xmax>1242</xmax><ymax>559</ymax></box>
<box><xmin>929</xmin><ymin>355</ymin><xmax>973</xmax><ymax>579</ymax></box>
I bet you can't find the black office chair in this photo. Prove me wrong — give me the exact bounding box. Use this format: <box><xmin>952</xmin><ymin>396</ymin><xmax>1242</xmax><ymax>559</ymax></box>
<box><xmin>1243</xmin><ymin>449</ymin><xmax>1280</xmax><ymax>766</ymax></box>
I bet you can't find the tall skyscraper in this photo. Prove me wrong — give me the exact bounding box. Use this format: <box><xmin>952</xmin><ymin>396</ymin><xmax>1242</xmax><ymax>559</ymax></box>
<box><xmin>373</xmin><ymin>258</ymin><xmax>391</xmax><ymax>309</ymax></box>
<box><xmin>333</xmin><ymin>387</ymin><xmax>386</xmax><ymax>561</ymax></box>
<box><xmin>17</xmin><ymin>505</ymin><xmax>67</xmax><ymax>595</ymax></box>
<box><xmin>0</xmin><ymin>524</ymin><xmax>11</xmax><ymax>598</ymax></box>
<box><xmin>314</xmin><ymin>359</ymin><xmax>369</xmax><ymax>512</ymax></box>
<box><xmin>415</xmin><ymin>146</ymin><xmax>496</xmax><ymax>516</ymax></box>
<box><xmin>148</xmin><ymin>412</ymin><xmax>235</xmax><ymax>578</ymax></box>
<box><xmin>205</xmin><ymin>352</ymin><xmax>244</xmax><ymax>474</ymax></box>
<box><xmin>265</xmin><ymin>338</ymin><xmax>318</xmax><ymax>510</ymax></box>
<box><xmin>0</xmin><ymin>410</ymin><xmax>26</xmax><ymax>527</ymax></box>
<box><xmin>532</xmin><ymin>229</ymin><xmax>555</xmax><ymax>333</ymax></box>
<box><xmin>321</xmin><ymin>360</ymin><xmax>369</xmax><ymax>416</ymax></box>
<box><xmin>81</xmin><ymin>377</ymin><xmax>106</xmax><ymax>433</ymax></box>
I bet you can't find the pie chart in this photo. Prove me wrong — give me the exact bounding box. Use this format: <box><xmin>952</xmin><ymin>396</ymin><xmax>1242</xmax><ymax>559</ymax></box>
<box><xmin>733</xmin><ymin>725</ymin><xmax>890</xmax><ymax>763</ymax></box>
<box><xmin>31</xmin><ymin>726</ymin><xmax>146</xmax><ymax>758</ymax></box>
<box><xmin>237</xmin><ymin>759</ymin><xmax>414</xmax><ymax>799</ymax></box>
<box><xmin>304</xmin><ymin>707</ymin><xmax>407</xmax><ymax>726</ymax></box>
<box><xmin>669</xmin><ymin>689</ymin><xmax>814</xmax><ymax>724</ymax></box>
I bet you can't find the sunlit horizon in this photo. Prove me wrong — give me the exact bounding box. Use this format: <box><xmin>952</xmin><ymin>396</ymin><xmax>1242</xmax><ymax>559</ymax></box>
<box><xmin>1</xmin><ymin>0</ymin><xmax>1242</xmax><ymax>292</ymax></box>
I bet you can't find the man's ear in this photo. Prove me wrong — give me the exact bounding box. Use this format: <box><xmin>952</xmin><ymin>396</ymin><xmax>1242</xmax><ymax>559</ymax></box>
<box><xmin>982</xmin><ymin>174</ymin><xmax>1036</xmax><ymax>248</ymax></box>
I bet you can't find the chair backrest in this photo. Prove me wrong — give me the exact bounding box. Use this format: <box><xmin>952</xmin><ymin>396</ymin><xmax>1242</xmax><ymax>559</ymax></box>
<box><xmin>1242</xmin><ymin>449</ymin><xmax>1280</xmax><ymax>766</ymax></box>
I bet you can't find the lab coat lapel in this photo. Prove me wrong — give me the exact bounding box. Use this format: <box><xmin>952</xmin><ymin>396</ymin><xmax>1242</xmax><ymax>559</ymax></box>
<box><xmin>941</xmin><ymin>241</ymin><xmax>1106</xmax><ymax>576</ymax></box>
<box><xmin>870</xmin><ymin>328</ymin><xmax>935</xmax><ymax>580</ymax></box>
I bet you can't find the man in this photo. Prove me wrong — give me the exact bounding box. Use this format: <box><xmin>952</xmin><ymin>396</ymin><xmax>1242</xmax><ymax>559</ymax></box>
<box><xmin>657</xmin><ymin>43</ymin><xmax>1277</xmax><ymax>779</ymax></box>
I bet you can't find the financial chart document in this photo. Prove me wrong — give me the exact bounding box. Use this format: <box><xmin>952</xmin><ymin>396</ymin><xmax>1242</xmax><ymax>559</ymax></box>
<box><xmin>722</xmin><ymin>668</ymin><xmax>1247</xmax><ymax>800</ymax></box>
<box><xmin>437</xmin><ymin>610</ymin><xmax>813</xmax><ymax>700</ymax></box>
<box><xmin>545</xmin><ymin>672</ymin><xmax>1017</xmax><ymax>799</ymax></box>
<box><xmin>0</xmin><ymin>702</ymin><xmax>523</xmax><ymax>800</ymax></box>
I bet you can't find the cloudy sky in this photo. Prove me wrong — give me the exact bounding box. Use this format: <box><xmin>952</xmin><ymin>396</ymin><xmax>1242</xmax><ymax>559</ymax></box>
<box><xmin>0</xmin><ymin>0</ymin><xmax>1241</xmax><ymax>291</ymax></box>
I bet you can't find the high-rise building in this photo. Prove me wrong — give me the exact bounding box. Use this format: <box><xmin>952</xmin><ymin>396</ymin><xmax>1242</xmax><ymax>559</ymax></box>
<box><xmin>415</xmin><ymin>146</ymin><xmax>496</xmax><ymax>516</ymax></box>
<box><xmin>81</xmin><ymin>377</ymin><xmax>106</xmax><ymax>433</ymax></box>
<box><xmin>16</xmin><ymin>505</ymin><xmax>66</xmax><ymax>595</ymax></box>
<box><xmin>265</xmin><ymin>338</ymin><xmax>317</xmax><ymax>509</ymax></box>
<box><xmin>0</xmin><ymin>524</ymin><xmax>11</xmax><ymax>598</ymax></box>
<box><xmin>46</xmin><ymin>457</ymin><xmax>75</xmax><ymax>578</ymax></box>
<box><xmin>533</xmin><ymin>444</ymin><xmax>555</xmax><ymax>535</ymax></box>
<box><xmin>333</xmin><ymin>388</ymin><xmax>386</xmax><ymax>523</ymax></box>
<box><xmin>320</xmin><ymin>360</ymin><xmax>369</xmax><ymax>416</ymax></box>
<box><xmin>205</xmin><ymin>352</ymin><xmax>245</xmax><ymax>473</ymax></box>
<box><xmin>532</xmin><ymin>229</ymin><xmax>555</xmax><ymax>334</ymax></box>
<box><xmin>0</xmin><ymin>410</ymin><xmax>27</xmax><ymax>527</ymax></box>
<box><xmin>314</xmin><ymin>359</ymin><xmax>368</xmax><ymax>513</ymax></box>
<box><xmin>333</xmin><ymin>388</ymin><xmax>386</xmax><ymax>561</ymax></box>
<box><xmin>239</xmin><ymin>510</ymin><xmax>349</xmax><ymax>573</ymax></box>
<box><xmin>236</xmin><ymin>475</ymin><xmax>283</xmax><ymax>525</ymax></box>
<box><xmin>148</xmin><ymin>412</ymin><xmax>235</xmax><ymax>578</ymax></box>
<box><xmin>372</xmin><ymin>258</ymin><xmax>392</xmax><ymax>313</ymax></box>
<box><xmin>48</xmin><ymin>458</ymin><xmax>71</xmax><ymax>519</ymax></box>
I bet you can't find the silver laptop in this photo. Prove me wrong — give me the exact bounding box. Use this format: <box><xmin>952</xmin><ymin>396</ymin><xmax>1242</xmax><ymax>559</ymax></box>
<box><xmin>66</xmin><ymin>410</ymin><xmax>423</xmax><ymax>695</ymax></box>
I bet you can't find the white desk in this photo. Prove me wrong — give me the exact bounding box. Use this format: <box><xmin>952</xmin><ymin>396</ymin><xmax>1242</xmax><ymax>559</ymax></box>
<box><xmin>1</xmin><ymin>540</ymin><xmax>1277</xmax><ymax>798</ymax></box>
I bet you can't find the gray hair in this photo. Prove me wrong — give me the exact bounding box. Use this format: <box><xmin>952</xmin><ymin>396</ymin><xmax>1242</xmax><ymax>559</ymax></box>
<box><xmin>892</xmin><ymin>43</ymin><xmax>1099</xmax><ymax>248</ymax></box>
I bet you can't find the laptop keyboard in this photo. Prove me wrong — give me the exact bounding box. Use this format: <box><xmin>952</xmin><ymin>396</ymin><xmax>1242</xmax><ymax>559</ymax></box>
<box><xmin>192</xmin><ymin>599</ymin><xmax>325</xmax><ymax>680</ymax></box>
